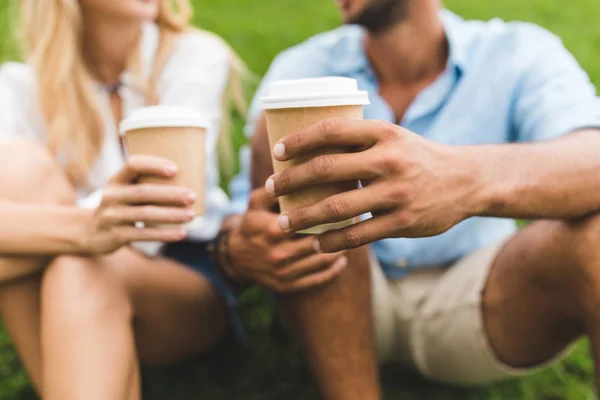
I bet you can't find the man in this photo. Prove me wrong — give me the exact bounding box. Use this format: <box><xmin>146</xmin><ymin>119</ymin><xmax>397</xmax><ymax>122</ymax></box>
<box><xmin>222</xmin><ymin>0</ymin><xmax>600</xmax><ymax>398</ymax></box>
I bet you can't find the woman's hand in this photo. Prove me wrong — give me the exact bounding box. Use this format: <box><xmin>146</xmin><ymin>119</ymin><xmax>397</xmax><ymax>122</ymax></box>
<box><xmin>226</xmin><ymin>189</ymin><xmax>347</xmax><ymax>293</ymax></box>
<box><xmin>85</xmin><ymin>155</ymin><xmax>197</xmax><ymax>255</ymax></box>
<box><xmin>266</xmin><ymin>119</ymin><xmax>483</xmax><ymax>253</ymax></box>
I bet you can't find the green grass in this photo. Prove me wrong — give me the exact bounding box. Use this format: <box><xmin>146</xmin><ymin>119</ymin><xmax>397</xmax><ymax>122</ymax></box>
<box><xmin>1</xmin><ymin>0</ymin><xmax>600</xmax><ymax>398</ymax></box>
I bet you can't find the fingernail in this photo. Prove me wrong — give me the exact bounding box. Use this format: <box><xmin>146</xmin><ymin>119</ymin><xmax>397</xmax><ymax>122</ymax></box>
<box><xmin>164</xmin><ymin>164</ymin><xmax>178</xmax><ymax>175</ymax></box>
<box><xmin>312</xmin><ymin>238</ymin><xmax>321</xmax><ymax>253</ymax></box>
<box><xmin>185</xmin><ymin>209</ymin><xmax>196</xmax><ymax>219</ymax></box>
<box><xmin>185</xmin><ymin>191</ymin><xmax>197</xmax><ymax>203</ymax></box>
<box><xmin>278</xmin><ymin>214</ymin><xmax>290</xmax><ymax>232</ymax></box>
<box><xmin>265</xmin><ymin>177</ymin><xmax>275</xmax><ymax>196</ymax></box>
<box><xmin>273</xmin><ymin>142</ymin><xmax>285</xmax><ymax>159</ymax></box>
<box><xmin>334</xmin><ymin>256</ymin><xmax>348</xmax><ymax>269</ymax></box>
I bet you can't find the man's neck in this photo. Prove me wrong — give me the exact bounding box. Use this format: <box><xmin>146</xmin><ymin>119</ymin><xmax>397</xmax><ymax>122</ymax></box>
<box><xmin>364</xmin><ymin>9</ymin><xmax>448</xmax><ymax>87</ymax></box>
<box><xmin>82</xmin><ymin>13</ymin><xmax>142</xmax><ymax>85</ymax></box>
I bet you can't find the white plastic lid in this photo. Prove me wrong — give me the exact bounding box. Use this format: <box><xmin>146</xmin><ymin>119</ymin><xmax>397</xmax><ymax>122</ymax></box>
<box><xmin>119</xmin><ymin>106</ymin><xmax>209</xmax><ymax>135</ymax></box>
<box><xmin>260</xmin><ymin>77</ymin><xmax>370</xmax><ymax>110</ymax></box>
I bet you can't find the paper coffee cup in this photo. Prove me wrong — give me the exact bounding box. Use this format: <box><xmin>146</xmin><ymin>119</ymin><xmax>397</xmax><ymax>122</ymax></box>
<box><xmin>119</xmin><ymin>106</ymin><xmax>208</xmax><ymax>231</ymax></box>
<box><xmin>260</xmin><ymin>77</ymin><xmax>370</xmax><ymax>234</ymax></box>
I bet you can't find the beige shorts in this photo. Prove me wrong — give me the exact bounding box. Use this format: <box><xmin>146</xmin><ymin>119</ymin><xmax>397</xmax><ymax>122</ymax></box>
<box><xmin>371</xmin><ymin>239</ymin><xmax>573</xmax><ymax>385</ymax></box>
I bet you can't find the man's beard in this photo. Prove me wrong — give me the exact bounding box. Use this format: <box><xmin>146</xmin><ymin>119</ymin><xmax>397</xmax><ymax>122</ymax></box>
<box><xmin>349</xmin><ymin>0</ymin><xmax>410</xmax><ymax>34</ymax></box>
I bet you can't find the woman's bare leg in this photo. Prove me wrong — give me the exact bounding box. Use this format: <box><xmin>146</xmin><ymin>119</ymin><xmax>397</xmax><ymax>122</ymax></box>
<box><xmin>118</xmin><ymin>250</ymin><xmax>228</xmax><ymax>366</ymax></box>
<box><xmin>0</xmin><ymin>139</ymin><xmax>76</xmax><ymax>392</ymax></box>
<box><xmin>41</xmin><ymin>248</ymin><xmax>228</xmax><ymax>400</ymax></box>
<box><xmin>41</xmin><ymin>254</ymin><xmax>137</xmax><ymax>400</ymax></box>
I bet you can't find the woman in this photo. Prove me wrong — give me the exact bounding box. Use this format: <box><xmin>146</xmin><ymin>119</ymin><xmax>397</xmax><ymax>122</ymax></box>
<box><xmin>0</xmin><ymin>0</ymin><xmax>246</xmax><ymax>398</ymax></box>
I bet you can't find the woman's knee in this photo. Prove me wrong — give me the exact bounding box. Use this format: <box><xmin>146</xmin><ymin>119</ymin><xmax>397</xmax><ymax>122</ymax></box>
<box><xmin>42</xmin><ymin>255</ymin><xmax>132</xmax><ymax>321</ymax></box>
<box><xmin>0</xmin><ymin>138</ymin><xmax>75</xmax><ymax>204</ymax></box>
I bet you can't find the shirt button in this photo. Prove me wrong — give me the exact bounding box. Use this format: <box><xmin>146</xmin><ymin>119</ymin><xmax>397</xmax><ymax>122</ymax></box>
<box><xmin>396</xmin><ymin>258</ymin><xmax>409</xmax><ymax>268</ymax></box>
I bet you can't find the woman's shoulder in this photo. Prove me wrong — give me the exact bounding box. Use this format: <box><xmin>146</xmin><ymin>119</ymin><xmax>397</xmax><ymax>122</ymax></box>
<box><xmin>141</xmin><ymin>23</ymin><xmax>231</xmax><ymax>81</ymax></box>
<box><xmin>180</xmin><ymin>29</ymin><xmax>230</xmax><ymax>55</ymax></box>
<box><xmin>175</xmin><ymin>29</ymin><xmax>231</xmax><ymax>67</ymax></box>
<box><xmin>155</xmin><ymin>28</ymin><xmax>232</xmax><ymax>86</ymax></box>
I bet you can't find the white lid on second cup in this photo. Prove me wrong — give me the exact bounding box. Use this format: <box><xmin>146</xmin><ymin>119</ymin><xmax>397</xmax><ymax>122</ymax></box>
<box><xmin>119</xmin><ymin>106</ymin><xmax>209</xmax><ymax>135</ymax></box>
<box><xmin>260</xmin><ymin>77</ymin><xmax>370</xmax><ymax>110</ymax></box>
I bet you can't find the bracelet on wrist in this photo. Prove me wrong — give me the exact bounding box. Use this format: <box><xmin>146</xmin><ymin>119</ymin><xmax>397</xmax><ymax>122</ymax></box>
<box><xmin>209</xmin><ymin>228</ymin><xmax>252</xmax><ymax>291</ymax></box>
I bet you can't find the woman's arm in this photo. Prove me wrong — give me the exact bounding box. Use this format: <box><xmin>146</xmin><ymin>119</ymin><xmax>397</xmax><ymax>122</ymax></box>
<box><xmin>0</xmin><ymin>155</ymin><xmax>197</xmax><ymax>257</ymax></box>
<box><xmin>0</xmin><ymin>202</ymin><xmax>92</xmax><ymax>255</ymax></box>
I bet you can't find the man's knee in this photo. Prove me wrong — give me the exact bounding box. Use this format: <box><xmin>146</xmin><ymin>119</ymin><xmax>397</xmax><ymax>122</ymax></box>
<box><xmin>0</xmin><ymin>138</ymin><xmax>75</xmax><ymax>204</ymax></box>
<box><xmin>574</xmin><ymin>211</ymin><xmax>600</xmax><ymax>244</ymax></box>
<box><xmin>563</xmin><ymin>212</ymin><xmax>600</xmax><ymax>265</ymax></box>
<box><xmin>42</xmin><ymin>255</ymin><xmax>131</xmax><ymax>321</ymax></box>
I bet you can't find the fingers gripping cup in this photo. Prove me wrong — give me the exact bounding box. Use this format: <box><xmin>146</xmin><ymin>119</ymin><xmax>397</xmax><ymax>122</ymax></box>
<box><xmin>260</xmin><ymin>77</ymin><xmax>370</xmax><ymax>234</ymax></box>
<box><xmin>119</xmin><ymin>106</ymin><xmax>208</xmax><ymax>231</ymax></box>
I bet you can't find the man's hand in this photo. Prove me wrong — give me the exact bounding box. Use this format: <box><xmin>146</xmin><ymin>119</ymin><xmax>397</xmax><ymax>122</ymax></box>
<box><xmin>227</xmin><ymin>189</ymin><xmax>347</xmax><ymax>293</ymax></box>
<box><xmin>265</xmin><ymin>119</ymin><xmax>484</xmax><ymax>253</ymax></box>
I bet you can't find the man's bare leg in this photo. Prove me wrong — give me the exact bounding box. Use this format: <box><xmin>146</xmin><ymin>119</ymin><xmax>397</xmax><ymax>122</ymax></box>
<box><xmin>277</xmin><ymin>246</ymin><xmax>380</xmax><ymax>400</ymax></box>
<box><xmin>251</xmin><ymin>121</ymin><xmax>379</xmax><ymax>399</ymax></box>
<box><xmin>483</xmin><ymin>212</ymin><xmax>600</xmax><ymax>387</ymax></box>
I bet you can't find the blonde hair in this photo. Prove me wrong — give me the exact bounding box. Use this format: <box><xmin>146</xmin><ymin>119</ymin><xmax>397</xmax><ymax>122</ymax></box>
<box><xmin>19</xmin><ymin>0</ymin><xmax>248</xmax><ymax>185</ymax></box>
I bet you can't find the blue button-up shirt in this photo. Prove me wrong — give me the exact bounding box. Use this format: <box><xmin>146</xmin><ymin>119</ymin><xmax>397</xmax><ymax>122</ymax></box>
<box><xmin>230</xmin><ymin>10</ymin><xmax>600</xmax><ymax>279</ymax></box>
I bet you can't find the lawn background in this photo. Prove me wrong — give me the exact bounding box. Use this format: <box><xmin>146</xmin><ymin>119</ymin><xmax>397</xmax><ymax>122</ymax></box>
<box><xmin>0</xmin><ymin>0</ymin><xmax>599</xmax><ymax>399</ymax></box>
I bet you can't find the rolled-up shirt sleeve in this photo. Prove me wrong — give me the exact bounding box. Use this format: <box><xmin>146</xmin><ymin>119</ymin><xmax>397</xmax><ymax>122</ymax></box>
<box><xmin>513</xmin><ymin>30</ymin><xmax>600</xmax><ymax>142</ymax></box>
<box><xmin>226</xmin><ymin>145</ymin><xmax>252</xmax><ymax>215</ymax></box>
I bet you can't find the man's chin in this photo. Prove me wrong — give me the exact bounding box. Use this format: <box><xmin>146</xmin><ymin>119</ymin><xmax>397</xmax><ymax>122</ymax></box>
<box><xmin>344</xmin><ymin>0</ymin><xmax>409</xmax><ymax>34</ymax></box>
<box><xmin>344</xmin><ymin>12</ymin><xmax>367</xmax><ymax>26</ymax></box>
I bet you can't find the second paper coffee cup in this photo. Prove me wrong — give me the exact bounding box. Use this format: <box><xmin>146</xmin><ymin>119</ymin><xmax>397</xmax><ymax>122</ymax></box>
<box><xmin>119</xmin><ymin>105</ymin><xmax>208</xmax><ymax>231</ymax></box>
<box><xmin>260</xmin><ymin>77</ymin><xmax>370</xmax><ymax>234</ymax></box>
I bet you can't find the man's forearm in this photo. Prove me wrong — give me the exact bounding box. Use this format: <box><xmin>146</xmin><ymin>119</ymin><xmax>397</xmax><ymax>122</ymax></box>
<box><xmin>0</xmin><ymin>202</ymin><xmax>92</xmax><ymax>255</ymax></box>
<box><xmin>470</xmin><ymin>129</ymin><xmax>600</xmax><ymax>219</ymax></box>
